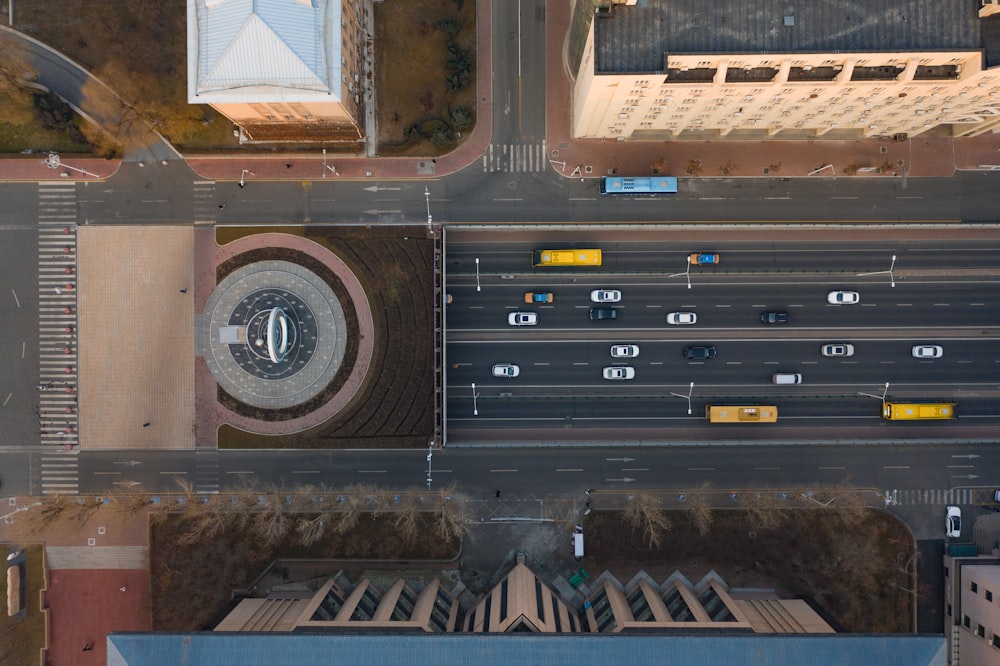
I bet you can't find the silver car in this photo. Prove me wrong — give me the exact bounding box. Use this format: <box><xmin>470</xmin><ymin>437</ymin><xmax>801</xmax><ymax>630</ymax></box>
<box><xmin>912</xmin><ymin>345</ymin><xmax>943</xmax><ymax>359</ymax></box>
<box><xmin>508</xmin><ymin>312</ymin><xmax>538</xmax><ymax>326</ymax></box>
<box><xmin>666</xmin><ymin>311</ymin><xmax>697</xmax><ymax>325</ymax></box>
<box><xmin>610</xmin><ymin>344</ymin><xmax>639</xmax><ymax>358</ymax></box>
<box><xmin>491</xmin><ymin>364</ymin><xmax>520</xmax><ymax>378</ymax></box>
<box><xmin>590</xmin><ymin>289</ymin><xmax>622</xmax><ymax>303</ymax></box>
<box><xmin>603</xmin><ymin>366</ymin><xmax>636</xmax><ymax>380</ymax></box>
<box><xmin>821</xmin><ymin>343</ymin><xmax>855</xmax><ymax>357</ymax></box>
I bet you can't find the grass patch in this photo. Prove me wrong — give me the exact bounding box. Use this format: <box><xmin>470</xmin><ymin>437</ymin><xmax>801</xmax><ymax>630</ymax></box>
<box><xmin>0</xmin><ymin>544</ymin><xmax>47</xmax><ymax>665</ymax></box>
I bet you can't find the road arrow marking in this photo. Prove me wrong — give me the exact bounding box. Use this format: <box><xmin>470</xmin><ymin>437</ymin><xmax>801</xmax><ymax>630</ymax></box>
<box><xmin>113</xmin><ymin>480</ymin><xmax>142</xmax><ymax>487</ymax></box>
<box><xmin>606</xmin><ymin>477</ymin><xmax>635</xmax><ymax>484</ymax></box>
<box><xmin>362</xmin><ymin>209</ymin><xmax>402</xmax><ymax>215</ymax></box>
<box><xmin>363</xmin><ymin>185</ymin><xmax>402</xmax><ymax>193</ymax></box>
<box><xmin>951</xmin><ymin>474</ymin><xmax>980</xmax><ymax>479</ymax></box>
<box><xmin>951</xmin><ymin>454</ymin><xmax>980</xmax><ymax>459</ymax></box>
<box><xmin>605</xmin><ymin>457</ymin><xmax>635</xmax><ymax>462</ymax></box>
<box><xmin>113</xmin><ymin>460</ymin><xmax>142</xmax><ymax>466</ymax></box>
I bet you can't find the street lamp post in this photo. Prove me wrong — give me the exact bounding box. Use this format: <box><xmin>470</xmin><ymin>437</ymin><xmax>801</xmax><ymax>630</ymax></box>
<box><xmin>426</xmin><ymin>442</ymin><xmax>434</xmax><ymax>489</ymax></box>
<box><xmin>669</xmin><ymin>382</ymin><xmax>695</xmax><ymax>415</ymax></box>
<box><xmin>857</xmin><ymin>254</ymin><xmax>897</xmax><ymax>288</ymax></box>
<box><xmin>424</xmin><ymin>186</ymin><xmax>433</xmax><ymax>229</ymax></box>
<box><xmin>44</xmin><ymin>153</ymin><xmax>98</xmax><ymax>178</ymax></box>
<box><xmin>669</xmin><ymin>255</ymin><xmax>692</xmax><ymax>289</ymax></box>
<box><xmin>471</xmin><ymin>383</ymin><xmax>479</xmax><ymax>416</ymax></box>
<box><xmin>475</xmin><ymin>257</ymin><xmax>481</xmax><ymax>292</ymax></box>
<box><xmin>858</xmin><ymin>382</ymin><xmax>891</xmax><ymax>404</ymax></box>
<box><xmin>239</xmin><ymin>169</ymin><xmax>253</xmax><ymax>188</ymax></box>
<box><xmin>321</xmin><ymin>149</ymin><xmax>339</xmax><ymax>177</ymax></box>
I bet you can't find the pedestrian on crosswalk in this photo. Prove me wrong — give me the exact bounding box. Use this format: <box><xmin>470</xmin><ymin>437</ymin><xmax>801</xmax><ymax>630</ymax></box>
<box><xmin>54</xmin><ymin>287</ymin><xmax>62</xmax><ymax>295</ymax></box>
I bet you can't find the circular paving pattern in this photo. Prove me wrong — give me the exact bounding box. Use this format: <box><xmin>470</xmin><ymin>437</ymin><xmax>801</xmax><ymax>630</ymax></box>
<box><xmin>229</xmin><ymin>288</ymin><xmax>315</xmax><ymax>380</ymax></box>
<box><xmin>200</xmin><ymin>260</ymin><xmax>347</xmax><ymax>410</ymax></box>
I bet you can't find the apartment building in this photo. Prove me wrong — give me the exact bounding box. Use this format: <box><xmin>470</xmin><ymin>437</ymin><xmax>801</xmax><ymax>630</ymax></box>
<box><xmin>570</xmin><ymin>0</ymin><xmax>1000</xmax><ymax>141</ymax></box>
<box><xmin>187</xmin><ymin>0</ymin><xmax>369</xmax><ymax>145</ymax></box>
<box><xmin>945</xmin><ymin>554</ymin><xmax>1000</xmax><ymax>664</ymax></box>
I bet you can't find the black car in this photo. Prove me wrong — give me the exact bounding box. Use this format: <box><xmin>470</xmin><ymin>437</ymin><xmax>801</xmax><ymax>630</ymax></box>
<box><xmin>760</xmin><ymin>311</ymin><xmax>789</xmax><ymax>325</ymax></box>
<box><xmin>683</xmin><ymin>345</ymin><xmax>717</xmax><ymax>360</ymax></box>
<box><xmin>589</xmin><ymin>307</ymin><xmax>618</xmax><ymax>320</ymax></box>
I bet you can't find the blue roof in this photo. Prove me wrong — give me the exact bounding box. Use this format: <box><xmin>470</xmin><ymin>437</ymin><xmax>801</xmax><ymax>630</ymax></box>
<box><xmin>108</xmin><ymin>633</ymin><xmax>946</xmax><ymax>666</ymax></box>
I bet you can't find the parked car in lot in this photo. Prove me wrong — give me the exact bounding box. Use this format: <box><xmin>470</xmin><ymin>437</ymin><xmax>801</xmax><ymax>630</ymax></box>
<box><xmin>666</xmin><ymin>311</ymin><xmax>697</xmax><ymax>325</ymax></box>
<box><xmin>760</xmin><ymin>311</ymin><xmax>789</xmax><ymax>325</ymax></box>
<box><xmin>683</xmin><ymin>345</ymin><xmax>717</xmax><ymax>360</ymax></box>
<box><xmin>821</xmin><ymin>343</ymin><xmax>855</xmax><ymax>357</ymax></box>
<box><xmin>827</xmin><ymin>290</ymin><xmax>860</xmax><ymax>304</ymax></box>
<box><xmin>946</xmin><ymin>505</ymin><xmax>962</xmax><ymax>538</ymax></box>
<box><xmin>491</xmin><ymin>364</ymin><xmax>520</xmax><ymax>378</ymax></box>
<box><xmin>690</xmin><ymin>252</ymin><xmax>720</xmax><ymax>265</ymax></box>
<box><xmin>610</xmin><ymin>344</ymin><xmax>639</xmax><ymax>358</ymax></box>
<box><xmin>590</xmin><ymin>289</ymin><xmax>621</xmax><ymax>303</ymax></box>
<box><xmin>603</xmin><ymin>366</ymin><xmax>635</xmax><ymax>380</ymax></box>
<box><xmin>912</xmin><ymin>345</ymin><xmax>943</xmax><ymax>359</ymax></box>
<box><xmin>590</xmin><ymin>307</ymin><xmax>618</xmax><ymax>320</ymax></box>
<box><xmin>508</xmin><ymin>312</ymin><xmax>538</xmax><ymax>326</ymax></box>
<box><xmin>524</xmin><ymin>292</ymin><xmax>553</xmax><ymax>304</ymax></box>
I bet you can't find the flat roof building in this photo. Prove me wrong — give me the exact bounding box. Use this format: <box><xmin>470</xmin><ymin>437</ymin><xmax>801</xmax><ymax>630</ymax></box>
<box><xmin>570</xmin><ymin>0</ymin><xmax>1000</xmax><ymax>140</ymax></box>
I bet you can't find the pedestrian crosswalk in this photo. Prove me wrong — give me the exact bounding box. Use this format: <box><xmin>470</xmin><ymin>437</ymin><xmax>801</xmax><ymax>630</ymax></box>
<box><xmin>483</xmin><ymin>141</ymin><xmax>548</xmax><ymax>172</ymax></box>
<box><xmin>37</xmin><ymin>183</ymin><xmax>79</xmax><ymax>450</ymax></box>
<box><xmin>193</xmin><ymin>180</ymin><xmax>218</xmax><ymax>224</ymax></box>
<box><xmin>195</xmin><ymin>449</ymin><xmax>220</xmax><ymax>494</ymax></box>
<box><xmin>885</xmin><ymin>487</ymin><xmax>984</xmax><ymax>507</ymax></box>
<box><xmin>39</xmin><ymin>450</ymin><xmax>79</xmax><ymax>495</ymax></box>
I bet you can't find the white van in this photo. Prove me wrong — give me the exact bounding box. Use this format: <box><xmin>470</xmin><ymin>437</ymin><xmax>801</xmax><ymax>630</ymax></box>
<box><xmin>573</xmin><ymin>525</ymin><xmax>584</xmax><ymax>560</ymax></box>
<box><xmin>772</xmin><ymin>372</ymin><xmax>802</xmax><ymax>385</ymax></box>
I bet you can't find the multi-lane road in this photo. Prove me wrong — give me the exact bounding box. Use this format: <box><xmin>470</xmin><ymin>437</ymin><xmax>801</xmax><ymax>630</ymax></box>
<box><xmin>444</xmin><ymin>232</ymin><xmax>1000</xmax><ymax>440</ymax></box>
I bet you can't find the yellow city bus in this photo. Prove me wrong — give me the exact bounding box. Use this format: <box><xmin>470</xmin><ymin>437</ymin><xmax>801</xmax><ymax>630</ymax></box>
<box><xmin>706</xmin><ymin>405</ymin><xmax>778</xmax><ymax>423</ymax></box>
<box><xmin>883</xmin><ymin>402</ymin><xmax>956</xmax><ymax>420</ymax></box>
<box><xmin>531</xmin><ymin>249</ymin><xmax>602</xmax><ymax>267</ymax></box>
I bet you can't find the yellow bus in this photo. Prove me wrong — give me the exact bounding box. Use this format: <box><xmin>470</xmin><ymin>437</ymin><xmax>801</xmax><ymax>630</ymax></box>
<box><xmin>706</xmin><ymin>405</ymin><xmax>778</xmax><ymax>423</ymax></box>
<box><xmin>531</xmin><ymin>249</ymin><xmax>602</xmax><ymax>267</ymax></box>
<box><xmin>883</xmin><ymin>402</ymin><xmax>956</xmax><ymax>420</ymax></box>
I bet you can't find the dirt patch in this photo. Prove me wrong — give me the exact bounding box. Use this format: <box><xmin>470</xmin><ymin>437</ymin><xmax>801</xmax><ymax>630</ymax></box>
<box><xmin>150</xmin><ymin>510</ymin><xmax>460</xmax><ymax>631</ymax></box>
<box><xmin>586</xmin><ymin>509</ymin><xmax>914</xmax><ymax>633</ymax></box>
<box><xmin>216</xmin><ymin>226</ymin><xmax>436</xmax><ymax>449</ymax></box>
<box><xmin>374</xmin><ymin>0</ymin><xmax>477</xmax><ymax>156</ymax></box>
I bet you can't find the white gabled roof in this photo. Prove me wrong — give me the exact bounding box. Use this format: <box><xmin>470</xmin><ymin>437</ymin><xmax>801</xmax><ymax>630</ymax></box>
<box><xmin>188</xmin><ymin>0</ymin><xmax>342</xmax><ymax>103</ymax></box>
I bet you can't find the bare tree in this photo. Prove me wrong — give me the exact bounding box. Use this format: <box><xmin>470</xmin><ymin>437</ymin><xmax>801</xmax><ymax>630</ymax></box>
<box><xmin>686</xmin><ymin>484</ymin><xmax>715</xmax><ymax>535</ymax></box>
<box><xmin>718</xmin><ymin>159</ymin><xmax>740</xmax><ymax>176</ymax></box>
<box><xmin>624</xmin><ymin>493</ymin><xmax>671</xmax><ymax>549</ymax></box>
<box><xmin>394</xmin><ymin>495</ymin><xmax>423</xmax><ymax>545</ymax></box>
<box><xmin>431</xmin><ymin>484</ymin><xmax>471</xmax><ymax>543</ymax></box>
<box><xmin>296</xmin><ymin>514</ymin><xmax>328</xmax><ymax>547</ymax></box>
<box><xmin>250</xmin><ymin>498</ymin><xmax>291</xmax><ymax>548</ymax></box>
<box><xmin>686</xmin><ymin>158</ymin><xmax>703</xmax><ymax>177</ymax></box>
<box><xmin>742</xmin><ymin>491</ymin><xmax>788</xmax><ymax>531</ymax></box>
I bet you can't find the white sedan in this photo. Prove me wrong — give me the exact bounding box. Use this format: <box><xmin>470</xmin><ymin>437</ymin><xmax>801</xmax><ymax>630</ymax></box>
<box><xmin>610</xmin><ymin>344</ymin><xmax>640</xmax><ymax>358</ymax></box>
<box><xmin>827</xmin><ymin>290</ymin><xmax>860</xmax><ymax>305</ymax></box>
<box><xmin>946</xmin><ymin>505</ymin><xmax>961</xmax><ymax>538</ymax></box>
<box><xmin>590</xmin><ymin>289</ymin><xmax>622</xmax><ymax>303</ymax></box>
<box><xmin>912</xmin><ymin>345</ymin><xmax>943</xmax><ymax>359</ymax></box>
<box><xmin>666</xmin><ymin>312</ymin><xmax>697</xmax><ymax>325</ymax></box>
<box><xmin>821</xmin><ymin>343</ymin><xmax>855</xmax><ymax>357</ymax></box>
<box><xmin>507</xmin><ymin>312</ymin><xmax>538</xmax><ymax>326</ymax></box>
<box><xmin>491</xmin><ymin>364</ymin><xmax>520</xmax><ymax>378</ymax></box>
<box><xmin>603</xmin><ymin>366</ymin><xmax>635</xmax><ymax>380</ymax></box>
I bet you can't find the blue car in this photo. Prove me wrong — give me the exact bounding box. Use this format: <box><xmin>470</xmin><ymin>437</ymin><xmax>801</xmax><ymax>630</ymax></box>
<box><xmin>690</xmin><ymin>253</ymin><xmax>720</xmax><ymax>265</ymax></box>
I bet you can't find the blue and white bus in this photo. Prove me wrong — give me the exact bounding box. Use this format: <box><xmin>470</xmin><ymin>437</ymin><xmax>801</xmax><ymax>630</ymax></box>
<box><xmin>599</xmin><ymin>176</ymin><xmax>678</xmax><ymax>195</ymax></box>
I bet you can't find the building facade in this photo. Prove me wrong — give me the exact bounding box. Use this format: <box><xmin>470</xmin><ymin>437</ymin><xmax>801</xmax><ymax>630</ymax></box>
<box><xmin>571</xmin><ymin>0</ymin><xmax>1000</xmax><ymax>141</ymax></box>
<box><xmin>944</xmin><ymin>553</ymin><xmax>1000</xmax><ymax>664</ymax></box>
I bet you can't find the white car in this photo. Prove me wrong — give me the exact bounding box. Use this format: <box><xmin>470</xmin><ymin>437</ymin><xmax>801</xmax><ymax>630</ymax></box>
<box><xmin>508</xmin><ymin>312</ymin><xmax>538</xmax><ymax>326</ymax></box>
<box><xmin>827</xmin><ymin>290</ymin><xmax>860</xmax><ymax>305</ymax></box>
<box><xmin>491</xmin><ymin>364</ymin><xmax>520</xmax><ymax>378</ymax></box>
<box><xmin>603</xmin><ymin>366</ymin><xmax>635</xmax><ymax>380</ymax></box>
<box><xmin>821</xmin><ymin>343</ymin><xmax>855</xmax><ymax>357</ymax></box>
<box><xmin>666</xmin><ymin>311</ymin><xmax>697</xmax><ymax>325</ymax></box>
<box><xmin>946</xmin><ymin>505</ymin><xmax>962</xmax><ymax>538</ymax></box>
<box><xmin>590</xmin><ymin>289</ymin><xmax>622</xmax><ymax>303</ymax></box>
<box><xmin>912</xmin><ymin>345</ymin><xmax>943</xmax><ymax>359</ymax></box>
<box><xmin>610</xmin><ymin>344</ymin><xmax>640</xmax><ymax>358</ymax></box>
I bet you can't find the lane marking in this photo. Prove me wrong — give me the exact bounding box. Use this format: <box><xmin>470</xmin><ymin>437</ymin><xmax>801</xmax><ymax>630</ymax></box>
<box><xmin>491</xmin><ymin>469</ymin><xmax>518</xmax><ymax>473</ymax></box>
<box><xmin>292</xmin><ymin>470</ymin><xmax>320</xmax><ymax>474</ymax></box>
<box><xmin>556</xmin><ymin>468</ymin><xmax>583</xmax><ymax>472</ymax></box>
<box><xmin>818</xmin><ymin>466</ymin><xmax>846</xmax><ymax>470</ymax></box>
<box><xmin>358</xmin><ymin>470</ymin><xmax>387</xmax><ymax>474</ymax></box>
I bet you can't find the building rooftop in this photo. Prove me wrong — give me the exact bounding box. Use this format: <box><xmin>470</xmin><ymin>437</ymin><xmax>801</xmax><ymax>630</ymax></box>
<box><xmin>594</xmin><ymin>0</ymin><xmax>983</xmax><ymax>73</ymax></box>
